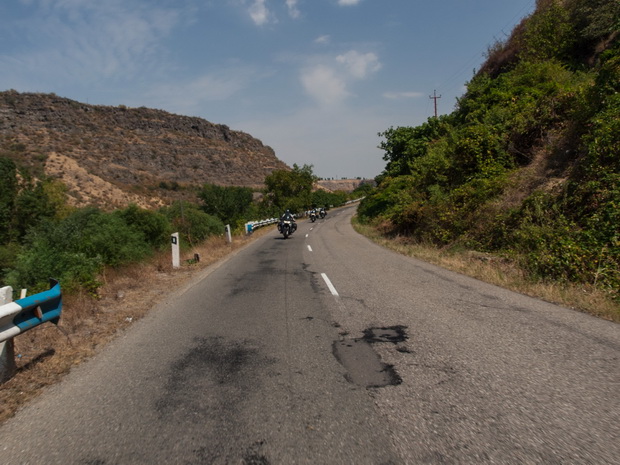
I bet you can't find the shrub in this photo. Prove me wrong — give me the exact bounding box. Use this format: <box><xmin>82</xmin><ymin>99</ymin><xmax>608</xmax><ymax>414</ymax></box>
<box><xmin>115</xmin><ymin>204</ymin><xmax>171</xmax><ymax>248</ymax></box>
<box><xmin>161</xmin><ymin>201</ymin><xmax>224</xmax><ymax>246</ymax></box>
<box><xmin>6</xmin><ymin>208</ymin><xmax>152</xmax><ymax>292</ymax></box>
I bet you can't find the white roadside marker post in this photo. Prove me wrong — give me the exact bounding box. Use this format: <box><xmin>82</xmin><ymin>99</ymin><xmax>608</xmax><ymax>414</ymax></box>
<box><xmin>171</xmin><ymin>232</ymin><xmax>180</xmax><ymax>269</ymax></box>
<box><xmin>225</xmin><ymin>225</ymin><xmax>232</xmax><ymax>243</ymax></box>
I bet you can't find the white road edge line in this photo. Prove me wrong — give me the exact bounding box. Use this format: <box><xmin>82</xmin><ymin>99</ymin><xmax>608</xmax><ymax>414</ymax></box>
<box><xmin>307</xmin><ymin>245</ymin><xmax>313</xmax><ymax>252</ymax></box>
<box><xmin>321</xmin><ymin>273</ymin><xmax>339</xmax><ymax>297</ymax></box>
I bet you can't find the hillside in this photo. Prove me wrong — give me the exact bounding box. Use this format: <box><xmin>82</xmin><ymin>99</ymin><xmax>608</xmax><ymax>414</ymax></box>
<box><xmin>316</xmin><ymin>178</ymin><xmax>375</xmax><ymax>193</ymax></box>
<box><xmin>359</xmin><ymin>0</ymin><xmax>619</xmax><ymax>299</ymax></box>
<box><xmin>0</xmin><ymin>91</ymin><xmax>289</xmax><ymax>209</ymax></box>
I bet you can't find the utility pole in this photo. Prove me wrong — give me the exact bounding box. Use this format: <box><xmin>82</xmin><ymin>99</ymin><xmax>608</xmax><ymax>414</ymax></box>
<box><xmin>429</xmin><ymin>89</ymin><xmax>441</xmax><ymax>118</ymax></box>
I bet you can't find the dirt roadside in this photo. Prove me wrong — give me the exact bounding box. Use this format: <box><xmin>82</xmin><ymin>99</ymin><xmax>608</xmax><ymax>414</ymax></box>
<box><xmin>0</xmin><ymin>227</ymin><xmax>273</xmax><ymax>424</ymax></box>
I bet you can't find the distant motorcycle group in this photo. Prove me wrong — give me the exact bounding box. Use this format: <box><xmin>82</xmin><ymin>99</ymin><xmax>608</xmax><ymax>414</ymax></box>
<box><xmin>309</xmin><ymin>207</ymin><xmax>327</xmax><ymax>223</ymax></box>
<box><xmin>278</xmin><ymin>207</ymin><xmax>327</xmax><ymax>239</ymax></box>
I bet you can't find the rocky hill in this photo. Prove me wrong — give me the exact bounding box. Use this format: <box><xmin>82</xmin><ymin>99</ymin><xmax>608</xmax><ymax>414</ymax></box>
<box><xmin>316</xmin><ymin>179</ymin><xmax>375</xmax><ymax>193</ymax></box>
<box><xmin>0</xmin><ymin>91</ymin><xmax>289</xmax><ymax>209</ymax></box>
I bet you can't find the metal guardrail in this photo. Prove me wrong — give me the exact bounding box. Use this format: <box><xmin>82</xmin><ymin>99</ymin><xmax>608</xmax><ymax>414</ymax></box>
<box><xmin>0</xmin><ymin>279</ymin><xmax>62</xmax><ymax>343</ymax></box>
<box><xmin>245</xmin><ymin>218</ymin><xmax>279</xmax><ymax>234</ymax></box>
<box><xmin>244</xmin><ymin>199</ymin><xmax>365</xmax><ymax>234</ymax></box>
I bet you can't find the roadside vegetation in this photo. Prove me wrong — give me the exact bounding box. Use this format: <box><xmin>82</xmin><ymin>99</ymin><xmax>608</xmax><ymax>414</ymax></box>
<box><xmin>0</xmin><ymin>159</ymin><xmax>350</xmax><ymax>298</ymax></box>
<box><xmin>0</xmin><ymin>157</ymin><xmax>358</xmax><ymax>421</ymax></box>
<box><xmin>357</xmin><ymin>0</ymin><xmax>619</xmax><ymax>321</ymax></box>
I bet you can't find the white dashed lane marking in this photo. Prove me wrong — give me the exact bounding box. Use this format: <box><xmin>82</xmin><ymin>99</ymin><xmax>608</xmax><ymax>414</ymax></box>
<box><xmin>321</xmin><ymin>273</ymin><xmax>339</xmax><ymax>297</ymax></box>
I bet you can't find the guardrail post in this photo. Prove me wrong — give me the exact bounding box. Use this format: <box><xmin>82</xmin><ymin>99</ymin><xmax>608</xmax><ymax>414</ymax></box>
<box><xmin>225</xmin><ymin>225</ymin><xmax>232</xmax><ymax>243</ymax></box>
<box><xmin>0</xmin><ymin>286</ymin><xmax>16</xmax><ymax>383</ymax></box>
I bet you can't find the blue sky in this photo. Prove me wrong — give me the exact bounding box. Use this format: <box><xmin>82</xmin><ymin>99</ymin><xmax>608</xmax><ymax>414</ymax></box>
<box><xmin>0</xmin><ymin>0</ymin><xmax>536</xmax><ymax>179</ymax></box>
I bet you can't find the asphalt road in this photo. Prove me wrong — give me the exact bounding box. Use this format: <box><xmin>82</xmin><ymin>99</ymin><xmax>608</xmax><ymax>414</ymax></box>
<box><xmin>0</xmin><ymin>205</ymin><xmax>618</xmax><ymax>464</ymax></box>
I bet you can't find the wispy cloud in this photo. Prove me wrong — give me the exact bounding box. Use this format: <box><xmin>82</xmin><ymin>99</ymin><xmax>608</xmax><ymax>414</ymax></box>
<box><xmin>248</xmin><ymin>0</ymin><xmax>272</xmax><ymax>26</ymax></box>
<box><xmin>1</xmin><ymin>0</ymin><xmax>182</xmax><ymax>86</ymax></box>
<box><xmin>300</xmin><ymin>49</ymin><xmax>381</xmax><ymax>107</ymax></box>
<box><xmin>286</xmin><ymin>0</ymin><xmax>301</xmax><ymax>19</ymax></box>
<box><xmin>336</xmin><ymin>51</ymin><xmax>381</xmax><ymax>79</ymax></box>
<box><xmin>338</xmin><ymin>0</ymin><xmax>362</xmax><ymax>6</ymax></box>
<box><xmin>300</xmin><ymin>64</ymin><xmax>349</xmax><ymax>106</ymax></box>
<box><xmin>144</xmin><ymin>66</ymin><xmax>259</xmax><ymax>115</ymax></box>
<box><xmin>315</xmin><ymin>35</ymin><xmax>331</xmax><ymax>45</ymax></box>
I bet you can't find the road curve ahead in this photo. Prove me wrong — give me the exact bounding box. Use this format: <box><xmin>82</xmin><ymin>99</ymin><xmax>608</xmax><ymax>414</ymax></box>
<box><xmin>0</xmin><ymin>205</ymin><xmax>618</xmax><ymax>464</ymax></box>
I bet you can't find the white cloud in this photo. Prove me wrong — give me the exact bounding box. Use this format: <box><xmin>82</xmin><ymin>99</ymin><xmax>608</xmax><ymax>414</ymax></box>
<box><xmin>1</xmin><ymin>0</ymin><xmax>181</xmax><ymax>84</ymax></box>
<box><xmin>338</xmin><ymin>0</ymin><xmax>362</xmax><ymax>6</ymax></box>
<box><xmin>299</xmin><ymin>50</ymin><xmax>381</xmax><ymax>106</ymax></box>
<box><xmin>248</xmin><ymin>0</ymin><xmax>272</xmax><ymax>26</ymax></box>
<box><xmin>383</xmin><ymin>91</ymin><xmax>424</xmax><ymax>99</ymax></box>
<box><xmin>300</xmin><ymin>64</ymin><xmax>349</xmax><ymax>106</ymax></box>
<box><xmin>336</xmin><ymin>51</ymin><xmax>381</xmax><ymax>79</ymax></box>
<box><xmin>286</xmin><ymin>0</ymin><xmax>301</xmax><ymax>19</ymax></box>
<box><xmin>315</xmin><ymin>35</ymin><xmax>330</xmax><ymax>45</ymax></box>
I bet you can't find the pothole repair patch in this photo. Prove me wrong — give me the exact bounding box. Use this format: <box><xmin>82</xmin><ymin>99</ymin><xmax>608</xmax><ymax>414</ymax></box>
<box><xmin>362</xmin><ymin>325</ymin><xmax>408</xmax><ymax>344</ymax></box>
<box><xmin>332</xmin><ymin>326</ymin><xmax>408</xmax><ymax>388</ymax></box>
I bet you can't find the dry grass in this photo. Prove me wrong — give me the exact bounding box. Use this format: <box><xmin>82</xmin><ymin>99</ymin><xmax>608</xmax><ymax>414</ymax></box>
<box><xmin>353</xmin><ymin>220</ymin><xmax>620</xmax><ymax>323</ymax></box>
<box><xmin>0</xmin><ymin>227</ymin><xmax>274</xmax><ymax>424</ymax></box>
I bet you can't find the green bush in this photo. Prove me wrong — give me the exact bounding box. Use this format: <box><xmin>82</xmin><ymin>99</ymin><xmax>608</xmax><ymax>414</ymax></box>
<box><xmin>115</xmin><ymin>204</ymin><xmax>171</xmax><ymax>248</ymax></box>
<box><xmin>6</xmin><ymin>208</ymin><xmax>152</xmax><ymax>292</ymax></box>
<box><xmin>199</xmin><ymin>183</ymin><xmax>254</xmax><ymax>228</ymax></box>
<box><xmin>161</xmin><ymin>201</ymin><xmax>224</xmax><ymax>246</ymax></box>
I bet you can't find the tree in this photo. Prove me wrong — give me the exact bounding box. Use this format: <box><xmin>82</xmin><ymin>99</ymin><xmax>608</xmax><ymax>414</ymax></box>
<box><xmin>199</xmin><ymin>184</ymin><xmax>253</xmax><ymax>226</ymax></box>
<box><xmin>0</xmin><ymin>158</ymin><xmax>18</xmax><ymax>243</ymax></box>
<box><xmin>115</xmin><ymin>204</ymin><xmax>171</xmax><ymax>247</ymax></box>
<box><xmin>377</xmin><ymin>118</ymin><xmax>449</xmax><ymax>181</ymax></box>
<box><xmin>161</xmin><ymin>201</ymin><xmax>224</xmax><ymax>246</ymax></box>
<box><xmin>264</xmin><ymin>164</ymin><xmax>316</xmax><ymax>211</ymax></box>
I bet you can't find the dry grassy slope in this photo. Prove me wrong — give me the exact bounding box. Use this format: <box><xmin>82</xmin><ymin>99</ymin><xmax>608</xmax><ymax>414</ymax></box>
<box><xmin>0</xmin><ymin>91</ymin><xmax>290</xmax><ymax>209</ymax></box>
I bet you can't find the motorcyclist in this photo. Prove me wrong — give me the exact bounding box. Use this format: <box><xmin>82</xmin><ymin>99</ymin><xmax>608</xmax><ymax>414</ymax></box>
<box><xmin>280</xmin><ymin>209</ymin><xmax>297</xmax><ymax>232</ymax></box>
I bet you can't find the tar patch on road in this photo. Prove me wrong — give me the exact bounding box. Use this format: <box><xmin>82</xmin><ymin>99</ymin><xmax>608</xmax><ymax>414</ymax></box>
<box><xmin>362</xmin><ymin>326</ymin><xmax>408</xmax><ymax>344</ymax></box>
<box><xmin>332</xmin><ymin>326</ymin><xmax>408</xmax><ymax>388</ymax></box>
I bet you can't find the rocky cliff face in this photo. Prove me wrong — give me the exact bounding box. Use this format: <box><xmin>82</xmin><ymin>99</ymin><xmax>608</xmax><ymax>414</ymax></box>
<box><xmin>0</xmin><ymin>91</ymin><xmax>289</xmax><ymax>209</ymax></box>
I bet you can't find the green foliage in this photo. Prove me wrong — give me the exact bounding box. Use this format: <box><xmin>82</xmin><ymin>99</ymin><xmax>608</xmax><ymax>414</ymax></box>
<box><xmin>362</xmin><ymin>2</ymin><xmax>620</xmax><ymax>295</ymax></box>
<box><xmin>161</xmin><ymin>201</ymin><xmax>224</xmax><ymax>246</ymax></box>
<box><xmin>115</xmin><ymin>204</ymin><xmax>171</xmax><ymax>248</ymax></box>
<box><xmin>310</xmin><ymin>189</ymin><xmax>347</xmax><ymax>209</ymax></box>
<box><xmin>377</xmin><ymin>117</ymin><xmax>451</xmax><ymax>180</ymax></box>
<box><xmin>264</xmin><ymin>164</ymin><xmax>316</xmax><ymax>213</ymax></box>
<box><xmin>568</xmin><ymin>0</ymin><xmax>620</xmax><ymax>42</ymax></box>
<box><xmin>6</xmin><ymin>208</ymin><xmax>153</xmax><ymax>293</ymax></box>
<box><xmin>358</xmin><ymin>176</ymin><xmax>421</xmax><ymax>227</ymax></box>
<box><xmin>350</xmin><ymin>182</ymin><xmax>375</xmax><ymax>198</ymax></box>
<box><xmin>520</xmin><ymin>1</ymin><xmax>575</xmax><ymax>64</ymax></box>
<box><xmin>199</xmin><ymin>183</ymin><xmax>254</xmax><ymax>227</ymax></box>
<box><xmin>0</xmin><ymin>158</ymin><xmax>18</xmax><ymax>243</ymax></box>
<box><xmin>13</xmin><ymin>180</ymin><xmax>60</xmax><ymax>239</ymax></box>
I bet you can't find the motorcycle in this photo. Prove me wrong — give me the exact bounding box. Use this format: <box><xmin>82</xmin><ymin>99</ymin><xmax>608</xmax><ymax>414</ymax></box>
<box><xmin>280</xmin><ymin>219</ymin><xmax>296</xmax><ymax>239</ymax></box>
<box><xmin>309</xmin><ymin>210</ymin><xmax>317</xmax><ymax>222</ymax></box>
<box><xmin>318</xmin><ymin>208</ymin><xmax>327</xmax><ymax>219</ymax></box>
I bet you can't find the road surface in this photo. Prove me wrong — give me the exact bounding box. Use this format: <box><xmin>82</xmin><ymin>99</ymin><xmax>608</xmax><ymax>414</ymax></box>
<box><xmin>0</xmin><ymin>205</ymin><xmax>618</xmax><ymax>464</ymax></box>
